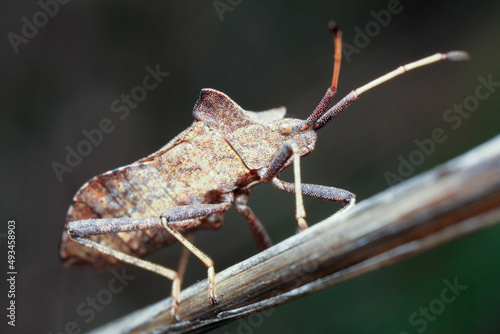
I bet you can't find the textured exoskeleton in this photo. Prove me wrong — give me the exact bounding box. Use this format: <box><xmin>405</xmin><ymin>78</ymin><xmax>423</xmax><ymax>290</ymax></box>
<box><xmin>59</xmin><ymin>23</ymin><xmax>469</xmax><ymax>321</ymax></box>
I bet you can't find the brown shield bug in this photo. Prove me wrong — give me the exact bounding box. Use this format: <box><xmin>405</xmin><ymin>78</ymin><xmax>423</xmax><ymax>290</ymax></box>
<box><xmin>59</xmin><ymin>22</ymin><xmax>469</xmax><ymax>320</ymax></box>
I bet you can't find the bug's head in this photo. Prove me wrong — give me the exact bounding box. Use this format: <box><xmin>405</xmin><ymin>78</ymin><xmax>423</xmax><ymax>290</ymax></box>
<box><xmin>248</xmin><ymin>111</ymin><xmax>319</xmax><ymax>170</ymax></box>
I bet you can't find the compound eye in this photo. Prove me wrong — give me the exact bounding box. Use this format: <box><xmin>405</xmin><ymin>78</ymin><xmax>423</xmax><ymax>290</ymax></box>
<box><xmin>277</xmin><ymin>120</ymin><xmax>292</xmax><ymax>136</ymax></box>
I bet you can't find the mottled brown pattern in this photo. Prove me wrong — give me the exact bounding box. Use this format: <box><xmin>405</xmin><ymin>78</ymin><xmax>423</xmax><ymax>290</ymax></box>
<box><xmin>193</xmin><ymin>89</ymin><xmax>317</xmax><ymax>170</ymax></box>
<box><xmin>61</xmin><ymin>119</ymin><xmax>251</xmax><ymax>270</ymax></box>
<box><xmin>155</xmin><ymin>141</ymin><xmax>217</xmax><ymax>205</ymax></box>
<box><xmin>61</xmin><ymin>89</ymin><xmax>321</xmax><ymax>270</ymax></box>
<box><xmin>190</xmin><ymin>125</ymin><xmax>250</xmax><ymax>191</ymax></box>
<box><xmin>138</xmin><ymin>121</ymin><xmax>205</xmax><ymax>163</ymax></box>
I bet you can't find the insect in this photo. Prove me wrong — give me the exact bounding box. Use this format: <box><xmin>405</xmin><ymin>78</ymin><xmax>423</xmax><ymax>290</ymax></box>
<box><xmin>59</xmin><ymin>22</ymin><xmax>468</xmax><ymax>321</ymax></box>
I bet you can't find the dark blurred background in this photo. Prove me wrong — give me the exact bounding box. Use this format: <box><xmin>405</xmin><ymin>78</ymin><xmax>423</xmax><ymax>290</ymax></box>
<box><xmin>1</xmin><ymin>1</ymin><xmax>499</xmax><ymax>333</ymax></box>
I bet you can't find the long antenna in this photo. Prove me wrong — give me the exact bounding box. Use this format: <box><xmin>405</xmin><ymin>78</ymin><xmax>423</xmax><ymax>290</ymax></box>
<box><xmin>313</xmin><ymin>51</ymin><xmax>470</xmax><ymax>130</ymax></box>
<box><xmin>304</xmin><ymin>21</ymin><xmax>343</xmax><ymax>129</ymax></box>
<box><xmin>330</xmin><ymin>21</ymin><xmax>342</xmax><ymax>93</ymax></box>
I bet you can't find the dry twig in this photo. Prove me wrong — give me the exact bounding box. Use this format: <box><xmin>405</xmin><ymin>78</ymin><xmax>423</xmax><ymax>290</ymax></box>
<box><xmin>90</xmin><ymin>135</ymin><xmax>500</xmax><ymax>334</ymax></box>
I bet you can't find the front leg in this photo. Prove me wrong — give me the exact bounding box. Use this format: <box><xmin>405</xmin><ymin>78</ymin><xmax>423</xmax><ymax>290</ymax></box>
<box><xmin>272</xmin><ymin>178</ymin><xmax>356</xmax><ymax>215</ymax></box>
<box><xmin>259</xmin><ymin>141</ymin><xmax>356</xmax><ymax>231</ymax></box>
<box><xmin>259</xmin><ymin>141</ymin><xmax>309</xmax><ymax>230</ymax></box>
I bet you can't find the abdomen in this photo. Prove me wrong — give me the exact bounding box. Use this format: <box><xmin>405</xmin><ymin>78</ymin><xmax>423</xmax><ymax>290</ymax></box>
<box><xmin>60</xmin><ymin>122</ymin><xmax>251</xmax><ymax>270</ymax></box>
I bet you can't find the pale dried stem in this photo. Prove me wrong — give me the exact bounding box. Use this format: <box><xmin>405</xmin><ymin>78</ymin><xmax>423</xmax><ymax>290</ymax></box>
<box><xmin>89</xmin><ymin>135</ymin><xmax>500</xmax><ymax>334</ymax></box>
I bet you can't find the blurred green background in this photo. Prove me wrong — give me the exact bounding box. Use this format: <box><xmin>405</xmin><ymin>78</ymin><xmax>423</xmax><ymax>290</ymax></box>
<box><xmin>1</xmin><ymin>1</ymin><xmax>499</xmax><ymax>333</ymax></box>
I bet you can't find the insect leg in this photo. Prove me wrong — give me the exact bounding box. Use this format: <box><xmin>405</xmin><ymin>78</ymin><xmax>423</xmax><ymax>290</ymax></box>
<box><xmin>234</xmin><ymin>192</ymin><xmax>273</xmax><ymax>251</ymax></box>
<box><xmin>176</xmin><ymin>232</ymin><xmax>194</xmax><ymax>295</ymax></box>
<box><xmin>67</xmin><ymin>230</ymin><xmax>182</xmax><ymax>321</ymax></box>
<box><xmin>160</xmin><ymin>202</ymin><xmax>232</xmax><ymax>305</ymax></box>
<box><xmin>259</xmin><ymin>141</ymin><xmax>308</xmax><ymax>230</ymax></box>
<box><xmin>68</xmin><ymin>202</ymin><xmax>231</xmax><ymax>320</ymax></box>
<box><xmin>272</xmin><ymin>178</ymin><xmax>356</xmax><ymax>216</ymax></box>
